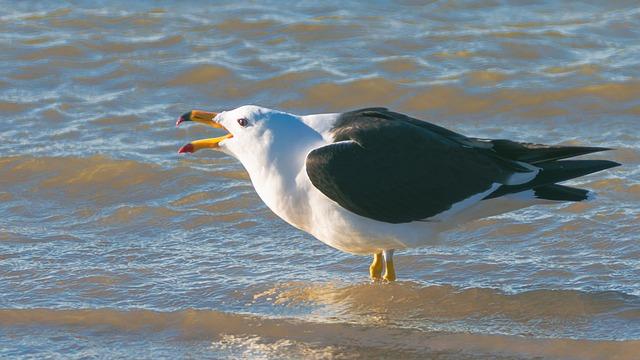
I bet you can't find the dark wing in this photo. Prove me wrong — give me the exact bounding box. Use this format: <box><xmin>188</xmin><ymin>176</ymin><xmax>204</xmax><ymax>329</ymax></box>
<box><xmin>305</xmin><ymin>110</ymin><xmax>532</xmax><ymax>224</ymax></box>
<box><xmin>468</xmin><ymin>138</ymin><xmax>611</xmax><ymax>164</ymax></box>
<box><xmin>346</xmin><ymin>108</ymin><xmax>614</xmax><ymax>165</ymax></box>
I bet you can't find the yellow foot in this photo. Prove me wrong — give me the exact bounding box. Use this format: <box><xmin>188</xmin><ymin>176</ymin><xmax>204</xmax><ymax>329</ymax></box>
<box><xmin>383</xmin><ymin>261</ymin><xmax>396</xmax><ymax>282</ymax></box>
<box><xmin>369</xmin><ymin>252</ymin><xmax>383</xmax><ymax>281</ymax></box>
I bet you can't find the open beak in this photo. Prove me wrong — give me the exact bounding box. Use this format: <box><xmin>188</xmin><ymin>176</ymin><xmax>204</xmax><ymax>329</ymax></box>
<box><xmin>176</xmin><ymin>110</ymin><xmax>233</xmax><ymax>153</ymax></box>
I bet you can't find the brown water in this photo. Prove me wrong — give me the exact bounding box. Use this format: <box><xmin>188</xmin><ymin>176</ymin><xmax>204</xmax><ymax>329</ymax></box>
<box><xmin>1</xmin><ymin>1</ymin><xmax>639</xmax><ymax>358</ymax></box>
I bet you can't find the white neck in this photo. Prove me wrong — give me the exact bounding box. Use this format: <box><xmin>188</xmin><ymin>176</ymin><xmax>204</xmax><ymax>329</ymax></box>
<box><xmin>241</xmin><ymin>116</ymin><xmax>329</xmax><ymax>230</ymax></box>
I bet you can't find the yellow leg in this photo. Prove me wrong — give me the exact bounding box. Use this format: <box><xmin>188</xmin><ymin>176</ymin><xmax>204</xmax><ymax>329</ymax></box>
<box><xmin>382</xmin><ymin>249</ymin><xmax>396</xmax><ymax>282</ymax></box>
<box><xmin>369</xmin><ymin>252</ymin><xmax>383</xmax><ymax>281</ymax></box>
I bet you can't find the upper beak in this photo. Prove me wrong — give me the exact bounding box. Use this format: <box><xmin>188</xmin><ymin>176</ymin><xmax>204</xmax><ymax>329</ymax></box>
<box><xmin>176</xmin><ymin>110</ymin><xmax>232</xmax><ymax>153</ymax></box>
<box><xmin>176</xmin><ymin>110</ymin><xmax>224</xmax><ymax>128</ymax></box>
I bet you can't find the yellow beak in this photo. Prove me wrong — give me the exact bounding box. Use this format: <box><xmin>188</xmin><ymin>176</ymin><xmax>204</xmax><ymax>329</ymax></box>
<box><xmin>176</xmin><ymin>109</ymin><xmax>233</xmax><ymax>153</ymax></box>
<box><xmin>176</xmin><ymin>110</ymin><xmax>224</xmax><ymax>128</ymax></box>
<box><xmin>178</xmin><ymin>134</ymin><xmax>233</xmax><ymax>153</ymax></box>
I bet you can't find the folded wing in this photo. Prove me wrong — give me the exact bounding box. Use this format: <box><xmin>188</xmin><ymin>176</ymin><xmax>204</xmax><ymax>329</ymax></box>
<box><xmin>306</xmin><ymin>108</ymin><xmax>619</xmax><ymax>223</ymax></box>
<box><xmin>305</xmin><ymin>109</ymin><xmax>535</xmax><ymax>223</ymax></box>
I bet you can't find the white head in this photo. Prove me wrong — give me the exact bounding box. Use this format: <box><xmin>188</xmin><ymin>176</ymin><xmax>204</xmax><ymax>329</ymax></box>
<box><xmin>177</xmin><ymin>105</ymin><xmax>323</xmax><ymax>178</ymax></box>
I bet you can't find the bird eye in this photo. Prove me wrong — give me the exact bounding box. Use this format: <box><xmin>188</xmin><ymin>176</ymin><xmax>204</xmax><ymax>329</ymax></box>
<box><xmin>237</xmin><ymin>118</ymin><xmax>248</xmax><ymax>127</ymax></box>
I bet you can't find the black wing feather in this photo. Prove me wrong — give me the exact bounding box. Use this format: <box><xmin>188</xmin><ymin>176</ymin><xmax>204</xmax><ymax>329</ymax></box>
<box><xmin>485</xmin><ymin>160</ymin><xmax>620</xmax><ymax>199</ymax></box>
<box><xmin>307</xmin><ymin>109</ymin><xmax>619</xmax><ymax>221</ymax></box>
<box><xmin>478</xmin><ymin>139</ymin><xmax>611</xmax><ymax>164</ymax></box>
<box><xmin>306</xmin><ymin>109</ymin><xmax>527</xmax><ymax>224</ymax></box>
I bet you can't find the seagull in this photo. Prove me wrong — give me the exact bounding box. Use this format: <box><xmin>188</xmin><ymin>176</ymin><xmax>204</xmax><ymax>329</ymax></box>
<box><xmin>176</xmin><ymin>106</ymin><xmax>619</xmax><ymax>281</ymax></box>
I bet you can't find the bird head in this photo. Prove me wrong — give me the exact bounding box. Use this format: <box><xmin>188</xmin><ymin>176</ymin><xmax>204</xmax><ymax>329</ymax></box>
<box><xmin>177</xmin><ymin>105</ymin><xmax>322</xmax><ymax>175</ymax></box>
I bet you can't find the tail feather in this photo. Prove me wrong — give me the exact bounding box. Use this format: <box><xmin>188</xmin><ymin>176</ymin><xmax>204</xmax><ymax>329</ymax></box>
<box><xmin>531</xmin><ymin>160</ymin><xmax>620</xmax><ymax>185</ymax></box>
<box><xmin>484</xmin><ymin>139</ymin><xmax>611</xmax><ymax>164</ymax></box>
<box><xmin>533</xmin><ymin>184</ymin><xmax>590</xmax><ymax>202</ymax></box>
<box><xmin>486</xmin><ymin>160</ymin><xmax>620</xmax><ymax>199</ymax></box>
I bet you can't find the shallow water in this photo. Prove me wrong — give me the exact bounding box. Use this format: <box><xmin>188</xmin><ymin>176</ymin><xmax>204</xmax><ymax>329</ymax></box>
<box><xmin>1</xmin><ymin>1</ymin><xmax>639</xmax><ymax>358</ymax></box>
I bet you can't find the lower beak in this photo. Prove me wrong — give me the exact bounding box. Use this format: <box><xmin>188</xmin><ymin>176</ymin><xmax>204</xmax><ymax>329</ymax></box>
<box><xmin>177</xmin><ymin>109</ymin><xmax>232</xmax><ymax>154</ymax></box>
<box><xmin>178</xmin><ymin>134</ymin><xmax>233</xmax><ymax>153</ymax></box>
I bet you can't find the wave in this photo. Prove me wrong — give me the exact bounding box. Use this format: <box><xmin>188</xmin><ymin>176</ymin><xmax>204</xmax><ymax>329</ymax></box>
<box><xmin>254</xmin><ymin>281</ymin><xmax>640</xmax><ymax>324</ymax></box>
<box><xmin>278</xmin><ymin>76</ymin><xmax>640</xmax><ymax>121</ymax></box>
<box><xmin>0</xmin><ymin>307</ymin><xmax>638</xmax><ymax>359</ymax></box>
<box><xmin>83</xmin><ymin>35</ymin><xmax>183</xmax><ymax>53</ymax></box>
<box><xmin>18</xmin><ymin>45</ymin><xmax>84</xmax><ymax>61</ymax></box>
<box><xmin>0</xmin><ymin>101</ymin><xmax>31</xmax><ymax>113</ymax></box>
<box><xmin>281</xmin><ymin>77</ymin><xmax>407</xmax><ymax>110</ymax></box>
<box><xmin>0</xmin><ymin>154</ymin><xmax>256</xmax><ymax>233</ymax></box>
<box><xmin>167</xmin><ymin>64</ymin><xmax>234</xmax><ymax>86</ymax></box>
<box><xmin>0</xmin><ymin>155</ymin><xmax>186</xmax><ymax>204</ymax></box>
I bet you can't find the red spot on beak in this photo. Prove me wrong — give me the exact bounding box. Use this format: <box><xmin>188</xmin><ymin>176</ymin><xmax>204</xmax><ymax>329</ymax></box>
<box><xmin>178</xmin><ymin>143</ymin><xmax>194</xmax><ymax>154</ymax></box>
